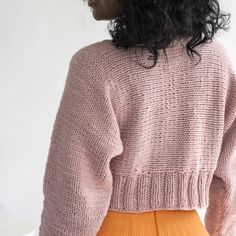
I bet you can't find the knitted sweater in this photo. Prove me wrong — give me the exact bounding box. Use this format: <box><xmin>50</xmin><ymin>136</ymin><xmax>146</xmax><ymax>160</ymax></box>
<box><xmin>39</xmin><ymin>38</ymin><xmax>236</xmax><ymax>236</ymax></box>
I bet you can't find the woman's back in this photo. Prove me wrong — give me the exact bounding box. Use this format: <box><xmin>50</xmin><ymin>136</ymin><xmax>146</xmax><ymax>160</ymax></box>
<box><xmin>39</xmin><ymin>37</ymin><xmax>236</xmax><ymax>236</ymax></box>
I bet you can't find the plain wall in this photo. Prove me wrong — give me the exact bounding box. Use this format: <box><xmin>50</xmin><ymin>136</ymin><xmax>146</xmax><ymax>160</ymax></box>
<box><xmin>0</xmin><ymin>0</ymin><xmax>235</xmax><ymax>235</ymax></box>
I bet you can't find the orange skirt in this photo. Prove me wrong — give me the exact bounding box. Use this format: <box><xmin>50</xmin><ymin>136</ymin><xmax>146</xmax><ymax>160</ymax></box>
<box><xmin>97</xmin><ymin>209</ymin><xmax>209</xmax><ymax>236</ymax></box>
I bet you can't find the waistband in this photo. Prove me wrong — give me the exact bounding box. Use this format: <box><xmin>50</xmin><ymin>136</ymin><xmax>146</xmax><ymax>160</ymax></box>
<box><xmin>108</xmin><ymin>170</ymin><xmax>214</xmax><ymax>212</ymax></box>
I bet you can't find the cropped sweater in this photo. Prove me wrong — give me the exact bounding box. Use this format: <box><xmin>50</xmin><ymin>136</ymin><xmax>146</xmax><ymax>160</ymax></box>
<box><xmin>39</xmin><ymin>38</ymin><xmax>236</xmax><ymax>236</ymax></box>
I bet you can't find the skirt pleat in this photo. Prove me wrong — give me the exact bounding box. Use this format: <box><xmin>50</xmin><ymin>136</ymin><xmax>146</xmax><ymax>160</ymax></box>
<box><xmin>96</xmin><ymin>209</ymin><xmax>210</xmax><ymax>236</ymax></box>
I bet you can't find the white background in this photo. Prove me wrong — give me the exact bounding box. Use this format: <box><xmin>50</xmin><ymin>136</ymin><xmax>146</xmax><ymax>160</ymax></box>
<box><xmin>0</xmin><ymin>0</ymin><xmax>235</xmax><ymax>235</ymax></box>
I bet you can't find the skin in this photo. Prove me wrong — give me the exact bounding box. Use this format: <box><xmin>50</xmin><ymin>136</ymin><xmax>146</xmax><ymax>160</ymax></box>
<box><xmin>86</xmin><ymin>0</ymin><xmax>145</xmax><ymax>47</ymax></box>
<box><xmin>87</xmin><ymin>0</ymin><xmax>121</xmax><ymax>20</ymax></box>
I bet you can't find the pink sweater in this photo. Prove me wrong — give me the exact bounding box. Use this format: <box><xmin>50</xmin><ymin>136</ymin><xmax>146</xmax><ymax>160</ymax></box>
<box><xmin>39</xmin><ymin>38</ymin><xmax>236</xmax><ymax>236</ymax></box>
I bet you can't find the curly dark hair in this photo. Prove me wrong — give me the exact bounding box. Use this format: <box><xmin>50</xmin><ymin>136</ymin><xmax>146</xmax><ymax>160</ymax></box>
<box><xmin>86</xmin><ymin>0</ymin><xmax>231</xmax><ymax>69</ymax></box>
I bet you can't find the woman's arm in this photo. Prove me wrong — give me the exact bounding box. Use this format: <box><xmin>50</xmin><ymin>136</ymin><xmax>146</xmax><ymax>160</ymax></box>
<box><xmin>39</xmin><ymin>51</ymin><xmax>123</xmax><ymax>236</ymax></box>
<box><xmin>204</xmin><ymin>52</ymin><xmax>236</xmax><ymax>236</ymax></box>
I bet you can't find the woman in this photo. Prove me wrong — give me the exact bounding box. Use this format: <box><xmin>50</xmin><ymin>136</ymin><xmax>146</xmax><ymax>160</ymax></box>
<box><xmin>39</xmin><ymin>0</ymin><xmax>236</xmax><ymax>235</ymax></box>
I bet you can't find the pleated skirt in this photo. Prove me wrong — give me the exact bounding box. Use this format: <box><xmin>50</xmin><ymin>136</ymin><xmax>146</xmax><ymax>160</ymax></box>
<box><xmin>97</xmin><ymin>209</ymin><xmax>210</xmax><ymax>236</ymax></box>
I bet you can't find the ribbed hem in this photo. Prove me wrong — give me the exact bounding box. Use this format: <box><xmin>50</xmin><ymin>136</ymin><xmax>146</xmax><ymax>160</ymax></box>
<box><xmin>109</xmin><ymin>170</ymin><xmax>214</xmax><ymax>213</ymax></box>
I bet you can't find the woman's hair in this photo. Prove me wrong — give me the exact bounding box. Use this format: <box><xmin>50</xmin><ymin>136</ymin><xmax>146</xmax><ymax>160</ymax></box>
<box><xmin>107</xmin><ymin>0</ymin><xmax>231</xmax><ymax>69</ymax></box>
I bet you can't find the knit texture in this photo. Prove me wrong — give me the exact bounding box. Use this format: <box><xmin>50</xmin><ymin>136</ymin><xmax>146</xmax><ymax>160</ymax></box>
<box><xmin>39</xmin><ymin>38</ymin><xmax>236</xmax><ymax>236</ymax></box>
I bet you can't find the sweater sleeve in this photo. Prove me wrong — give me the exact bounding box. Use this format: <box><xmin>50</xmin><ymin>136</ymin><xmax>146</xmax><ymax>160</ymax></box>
<box><xmin>204</xmin><ymin>55</ymin><xmax>236</xmax><ymax>236</ymax></box>
<box><xmin>39</xmin><ymin>51</ymin><xmax>123</xmax><ymax>236</ymax></box>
